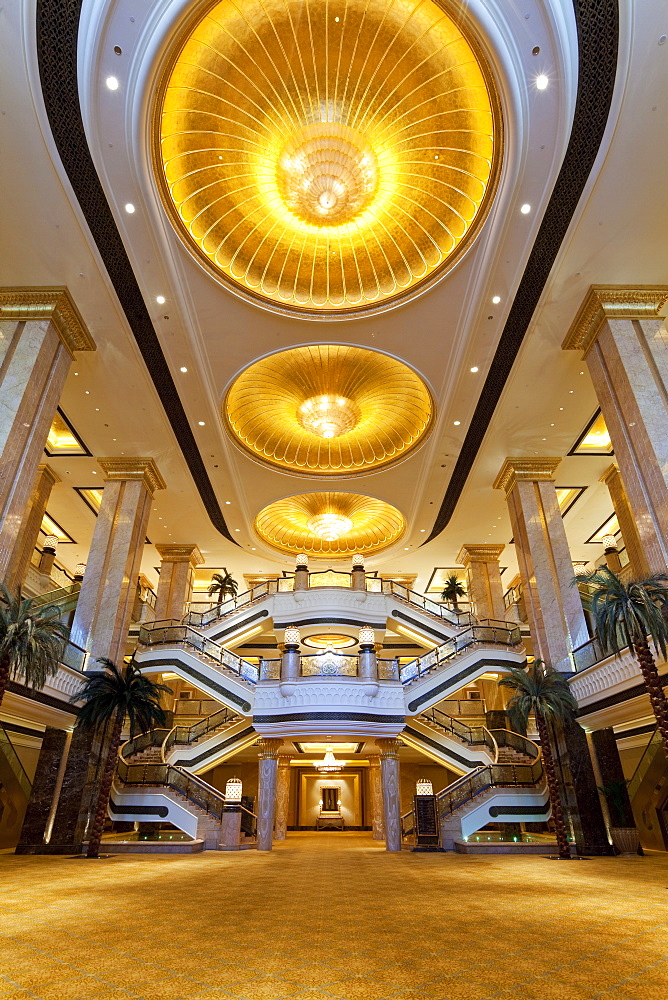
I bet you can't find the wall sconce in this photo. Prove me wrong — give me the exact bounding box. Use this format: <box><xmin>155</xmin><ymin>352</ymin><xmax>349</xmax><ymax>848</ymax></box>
<box><xmin>225</xmin><ymin>776</ymin><xmax>243</xmax><ymax>802</ymax></box>
<box><xmin>416</xmin><ymin>778</ymin><xmax>433</xmax><ymax>796</ymax></box>
<box><xmin>284</xmin><ymin>627</ymin><xmax>301</xmax><ymax>647</ymax></box>
<box><xmin>572</xmin><ymin>562</ymin><xmax>589</xmax><ymax>577</ymax></box>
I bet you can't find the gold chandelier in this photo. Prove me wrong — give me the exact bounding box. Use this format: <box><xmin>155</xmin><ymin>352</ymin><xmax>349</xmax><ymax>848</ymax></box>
<box><xmin>154</xmin><ymin>0</ymin><xmax>501</xmax><ymax>316</ymax></box>
<box><xmin>254</xmin><ymin>492</ymin><xmax>405</xmax><ymax>557</ymax></box>
<box><xmin>224</xmin><ymin>345</ymin><xmax>432</xmax><ymax>476</ymax></box>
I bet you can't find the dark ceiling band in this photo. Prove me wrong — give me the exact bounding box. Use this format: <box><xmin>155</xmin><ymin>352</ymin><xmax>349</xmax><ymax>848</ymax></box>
<box><xmin>425</xmin><ymin>0</ymin><xmax>619</xmax><ymax>543</ymax></box>
<box><xmin>35</xmin><ymin>0</ymin><xmax>235</xmax><ymax>543</ymax></box>
<box><xmin>35</xmin><ymin>1</ymin><xmax>618</xmax><ymax>548</ymax></box>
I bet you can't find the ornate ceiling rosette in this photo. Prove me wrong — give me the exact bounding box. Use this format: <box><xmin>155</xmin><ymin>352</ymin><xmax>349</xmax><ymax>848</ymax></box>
<box><xmin>224</xmin><ymin>344</ymin><xmax>432</xmax><ymax>475</ymax></box>
<box><xmin>154</xmin><ymin>0</ymin><xmax>501</xmax><ymax>316</ymax></box>
<box><xmin>254</xmin><ymin>492</ymin><xmax>405</xmax><ymax>557</ymax></box>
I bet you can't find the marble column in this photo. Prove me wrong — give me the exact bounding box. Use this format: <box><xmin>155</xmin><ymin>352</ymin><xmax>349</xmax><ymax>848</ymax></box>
<box><xmin>600</xmin><ymin>464</ymin><xmax>647</xmax><ymax>578</ymax></box>
<box><xmin>563</xmin><ymin>286</ymin><xmax>668</xmax><ymax>574</ymax></box>
<box><xmin>456</xmin><ymin>544</ymin><xmax>506</xmax><ymax>622</ymax></box>
<box><xmin>0</xmin><ymin>288</ymin><xmax>95</xmax><ymax>582</ymax></box>
<box><xmin>379</xmin><ymin>739</ymin><xmax>402</xmax><ymax>852</ymax></box>
<box><xmin>154</xmin><ymin>544</ymin><xmax>203</xmax><ymax>621</ymax></box>
<box><xmin>220</xmin><ymin>807</ymin><xmax>242</xmax><ymax>850</ymax></box>
<box><xmin>368</xmin><ymin>755</ymin><xmax>384</xmax><ymax>840</ymax></box>
<box><xmin>256</xmin><ymin>739</ymin><xmax>281</xmax><ymax>851</ymax></box>
<box><xmin>15</xmin><ymin>727</ymin><xmax>69</xmax><ymax>853</ymax></box>
<box><xmin>494</xmin><ymin>458</ymin><xmax>589</xmax><ymax>671</ymax></box>
<box><xmin>592</xmin><ymin>728</ymin><xmax>635</xmax><ymax>828</ymax></box>
<box><xmin>273</xmin><ymin>756</ymin><xmax>292</xmax><ymax>840</ymax></box>
<box><xmin>70</xmin><ymin>458</ymin><xmax>165</xmax><ymax>664</ymax></box>
<box><xmin>5</xmin><ymin>463</ymin><xmax>60</xmax><ymax>594</ymax></box>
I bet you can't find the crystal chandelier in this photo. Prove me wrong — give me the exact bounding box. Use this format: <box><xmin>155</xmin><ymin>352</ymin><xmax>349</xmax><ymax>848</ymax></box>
<box><xmin>297</xmin><ymin>395</ymin><xmax>360</xmax><ymax>439</ymax></box>
<box><xmin>316</xmin><ymin>749</ymin><xmax>344</xmax><ymax>772</ymax></box>
<box><xmin>307</xmin><ymin>512</ymin><xmax>353</xmax><ymax>541</ymax></box>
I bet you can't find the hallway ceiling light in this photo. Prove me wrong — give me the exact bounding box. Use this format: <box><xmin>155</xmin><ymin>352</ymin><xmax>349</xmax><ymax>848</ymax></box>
<box><xmin>492</xmin><ymin>295</ymin><xmax>501</xmax><ymax>304</ymax></box>
<box><xmin>105</xmin><ymin>76</ymin><xmax>119</xmax><ymax>91</ymax></box>
<box><xmin>316</xmin><ymin>749</ymin><xmax>344</xmax><ymax>772</ymax></box>
<box><xmin>224</xmin><ymin>345</ymin><xmax>432</xmax><ymax>476</ymax></box>
<box><xmin>154</xmin><ymin>0</ymin><xmax>501</xmax><ymax>316</ymax></box>
<box><xmin>520</xmin><ymin>203</ymin><xmax>531</xmax><ymax>214</ymax></box>
<box><xmin>156</xmin><ymin>295</ymin><xmax>166</xmax><ymax>304</ymax></box>
<box><xmin>254</xmin><ymin>492</ymin><xmax>405</xmax><ymax>558</ymax></box>
<box><xmin>536</xmin><ymin>74</ymin><xmax>549</xmax><ymax>90</ymax></box>
<box><xmin>124</xmin><ymin>203</ymin><xmax>135</xmax><ymax>213</ymax></box>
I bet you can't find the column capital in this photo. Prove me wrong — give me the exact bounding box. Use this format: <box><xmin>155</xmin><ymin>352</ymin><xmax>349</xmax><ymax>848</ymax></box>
<box><xmin>379</xmin><ymin>738</ymin><xmax>402</xmax><ymax>759</ymax></box>
<box><xmin>277</xmin><ymin>754</ymin><xmax>292</xmax><ymax>768</ymax></box>
<box><xmin>37</xmin><ymin>463</ymin><xmax>61</xmax><ymax>488</ymax></box>
<box><xmin>599</xmin><ymin>463</ymin><xmax>620</xmax><ymax>487</ymax></box>
<box><xmin>0</xmin><ymin>286</ymin><xmax>96</xmax><ymax>356</ymax></box>
<box><xmin>155</xmin><ymin>543</ymin><xmax>203</xmax><ymax>567</ymax></box>
<box><xmin>493</xmin><ymin>457</ymin><xmax>561</xmax><ymax>495</ymax></box>
<box><xmin>257</xmin><ymin>738</ymin><xmax>282</xmax><ymax>759</ymax></box>
<box><xmin>562</xmin><ymin>285</ymin><xmax>668</xmax><ymax>355</ymax></box>
<box><xmin>97</xmin><ymin>457</ymin><xmax>166</xmax><ymax>495</ymax></box>
<box><xmin>456</xmin><ymin>543</ymin><xmax>505</xmax><ymax>566</ymax></box>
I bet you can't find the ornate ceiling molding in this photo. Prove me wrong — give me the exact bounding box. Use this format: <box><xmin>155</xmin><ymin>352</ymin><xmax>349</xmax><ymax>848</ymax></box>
<box><xmin>562</xmin><ymin>284</ymin><xmax>668</xmax><ymax>355</ymax></box>
<box><xmin>0</xmin><ymin>285</ymin><xmax>95</xmax><ymax>357</ymax></box>
<box><xmin>97</xmin><ymin>457</ymin><xmax>166</xmax><ymax>495</ymax></box>
<box><xmin>493</xmin><ymin>457</ymin><xmax>561</xmax><ymax>496</ymax></box>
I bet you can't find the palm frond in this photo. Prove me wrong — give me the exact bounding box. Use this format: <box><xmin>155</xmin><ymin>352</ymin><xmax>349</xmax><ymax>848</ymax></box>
<box><xmin>0</xmin><ymin>584</ymin><xmax>68</xmax><ymax>690</ymax></box>
<box><xmin>498</xmin><ymin>660</ymin><xmax>577</xmax><ymax>731</ymax></box>
<box><xmin>207</xmin><ymin>570</ymin><xmax>239</xmax><ymax>600</ymax></box>
<box><xmin>583</xmin><ymin>567</ymin><xmax>668</xmax><ymax>658</ymax></box>
<box><xmin>73</xmin><ymin>658</ymin><xmax>172</xmax><ymax>734</ymax></box>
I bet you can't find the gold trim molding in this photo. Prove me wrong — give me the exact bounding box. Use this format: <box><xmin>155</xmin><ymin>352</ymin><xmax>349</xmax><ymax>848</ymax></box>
<box><xmin>97</xmin><ymin>458</ymin><xmax>166</xmax><ymax>495</ymax></box>
<box><xmin>493</xmin><ymin>458</ymin><xmax>561</xmax><ymax>495</ymax></box>
<box><xmin>0</xmin><ymin>286</ymin><xmax>96</xmax><ymax>357</ymax></box>
<box><xmin>562</xmin><ymin>285</ymin><xmax>668</xmax><ymax>355</ymax></box>
<box><xmin>155</xmin><ymin>543</ymin><xmax>204</xmax><ymax>566</ymax></box>
<box><xmin>456</xmin><ymin>543</ymin><xmax>505</xmax><ymax>566</ymax></box>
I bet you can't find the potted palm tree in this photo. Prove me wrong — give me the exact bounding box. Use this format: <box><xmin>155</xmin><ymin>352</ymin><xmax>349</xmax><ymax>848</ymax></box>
<box><xmin>72</xmin><ymin>659</ymin><xmax>171</xmax><ymax>858</ymax></box>
<box><xmin>441</xmin><ymin>573</ymin><xmax>466</xmax><ymax>612</ymax></box>
<box><xmin>499</xmin><ymin>660</ymin><xmax>578</xmax><ymax>860</ymax></box>
<box><xmin>0</xmin><ymin>585</ymin><xmax>68</xmax><ymax>710</ymax></box>
<box><xmin>585</xmin><ymin>567</ymin><xmax>668</xmax><ymax>761</ymax></box>
<box><xmin>598</xmin><ymin>779</ymin><xmax>640</xmax><ymax>855</ymax></box>
<box><xmin>207</xmin><ymin>569</ymin><xmax>239</xmax><ymax>607</ymax></box>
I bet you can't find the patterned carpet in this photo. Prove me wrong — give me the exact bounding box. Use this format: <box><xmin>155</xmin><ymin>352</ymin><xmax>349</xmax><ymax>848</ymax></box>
<box><xmin>1</xmin><ymin>832</ymin><xmax>667</xmax><ymax>1000</ymax></box>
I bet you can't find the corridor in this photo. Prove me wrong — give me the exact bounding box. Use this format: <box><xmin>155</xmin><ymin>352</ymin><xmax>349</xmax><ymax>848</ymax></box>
<box><xmin>1</xmin><ymin>834</ymin><xmax>667</xmax><ymax>999</ymax></box>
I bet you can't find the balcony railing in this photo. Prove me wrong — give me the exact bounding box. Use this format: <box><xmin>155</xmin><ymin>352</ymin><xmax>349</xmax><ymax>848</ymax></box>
<box><xmin>437</xmin><ymin>758</ymin><xmax>543</xmax><ymax>818</ymax></box>
<box><xmin>137</xmin><ymin>623</ymin><xmax>259</xmax><ymax>684</ymax></box>
<box><xmin>399</xmin><ymin>622</ymin><xmax>522</xmax><ymax>685</ymax></box>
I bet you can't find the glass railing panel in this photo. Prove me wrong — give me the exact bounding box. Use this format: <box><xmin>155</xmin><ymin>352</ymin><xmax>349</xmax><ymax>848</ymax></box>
<box><xmin>260</xmin><ymin>659</ymin><xmax>281</xmax><ymax>680</ymax></box>
<box><xmin>365</xmin><ymin>577</ymin><xmax>382</xmax><ymax>592</ymax></box>
<box><xmin>278</xmin><ymin>577</ymin><xmax>294</xmax><ymax>592</ymax></box>
<box><xmin>628</xmin><ymin>728</ymin><xmax>662</xmax><ymax>800</ymax></box>
<box><xmin>301</xmin><ymin>652</ymin><xmax>358</xmax><ymax>676</ymax></box>
<box><xmin>309</xmin><ymin>570</ymin><xmax>352</xmax><ymax>588</ymax></box>
<box><xmin>378</xmin><ymin>659</ymin><xmax>399</xmax><ymax>680</ymax></box>
<box><xmin>60</xmin><ymin>640</ymin><xmax>87</xmax><ymax>672</ymax></box>
<box><xmin>0</xmin><ymin>724</ymin><xmax>31</xmax><ymax>798</ymax></box>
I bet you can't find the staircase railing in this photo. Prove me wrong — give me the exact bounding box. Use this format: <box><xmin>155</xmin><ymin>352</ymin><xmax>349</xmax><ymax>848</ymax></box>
<box><xmin>400</xmin><ymin>621</ymin><xmax>523</xmax><ymax>685</ymax></box>
<box><xmin>164</xmin><ymin>707</ymin><xmax>239</xmax><ymax>756</ymax></box>
<box><xmin>400</xmin><ymin>808</ymin><xmax>415</xmax><ymax>841</ymax></box>
<box><xmin>420</xmin><ymin>707</ymin><xmax>496</xmax><ymax>754</ymax></box>
<box><xmin>137</xmin><ymin>623</ymin><xmax>259</xmax><ymax>683</ymax></box>
<box><xmin>116</xmin><ymin>757</ymin><xmax>227</xmax><ymax>820</ymax></box>
<box><xmin>628</xmin><ymin>728</ymin><xmax>662</xmax><ymax>801</ymax></box>
<box><xmin>0</xmin><ymin>723</ymin><xmax>32</xmax><ymax>799</ymax></box>
<box><xmin>29</xmin><ymin>582</ymin><xmax>80</xmax><ymax>613</ymax></box>
<box><xmin>377</xmin><ymin>580</ymin><xmax>475</xmax><ymax>627</ymax></box>
<box><xmin>184</xmin><ymin>580</ymin><xmax>278</xmax><ymax>628</ymax></box>
<box><xmin>436</xmin><ymin>758</ymin><xmax>543</xmax><ymax>818</ymax></box>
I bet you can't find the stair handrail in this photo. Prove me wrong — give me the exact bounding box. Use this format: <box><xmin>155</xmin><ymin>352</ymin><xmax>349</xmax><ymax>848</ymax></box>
<box><xmin>436</xmin><ymin>756</ymin><xmax>544</xmax><ymax>818</ymax></box>
<box><xmin>400</xmin><ymin>807</ymin><xmax>415</xmax><ymax>840</ymax></box>
<box><xmin>421</xmin><ymin>707</ymin><xmax>496</xmax><ymax>754</ymax></box>
<box><xmin>164</xmin><ymin>706</ymin><xmax>239</xmax><ymax>756</ymax></box>
<box><xmin>29</xmin><ymin>581</ymin><xmax>81</xmax><ymax>611</ymax></box>
<box><xmin>627</xmin><ymin>727</ymin><xmax>662</xmax><ymax>801</ymax></box>
<box><xmin>137</xmin><ymin>622</ymin><xmax>259</xmax><ymax>683</ymax></box>
<box><xmin>116</xmin><ymin>756</ymin><xmax>228</xmax><ymax>819</ymax></box>
<box><xmin>400</xmin><ymin>621</ymin><xmax>523</xmax><ymax>684</ymax></box>
<box><xmin>183</xmin><ymin>579</ymin><xmax>277</xmax><ymax>628</ymax></box>
<box><xmin>380</xmin><ymin>580</ymin><xmax>475</xmax><ymax>627</ymax></box>
<box><xmin>489</xmin><ymin>728</ymin><xmax>540</xmax><ymax>762</ymax></box>
<box><xmin>0</xmin><ymin>723</ymin><xmax>32</xmax><ymax>798</ymax></box>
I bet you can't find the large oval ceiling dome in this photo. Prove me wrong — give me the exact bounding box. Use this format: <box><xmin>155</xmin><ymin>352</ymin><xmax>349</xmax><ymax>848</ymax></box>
<box><xmin>154</xmin><ymin>0</ymin><xmax>501</xmax><ymax>316</ymax></box>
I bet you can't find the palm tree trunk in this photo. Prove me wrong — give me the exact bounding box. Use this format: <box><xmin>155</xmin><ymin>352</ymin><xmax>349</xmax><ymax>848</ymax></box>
<box><xmin>536</xmin><ymin>712</ymin><xmax>571</xmax><ymax>859</ymax></box>
<box><xmin>86</xmin><ymin>713</ymin><xmax>124</xmax><ymax>858</ymax></box>
<box><xmin>0</xmin><ymin>653</ymin><xmax>10</xmax><ymax>710</ymax></box>
<box><xmin>633</xmin><ymin>640</ymin><xmax>668</xmax><ymax>761</ymax></box>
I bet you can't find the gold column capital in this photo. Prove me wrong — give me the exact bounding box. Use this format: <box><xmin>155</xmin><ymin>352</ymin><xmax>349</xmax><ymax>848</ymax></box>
<box><xmin>155</xmin><ymin>543</ymin><xmax>203</xmax><ymax>567</ymax></box>
<box><xmin>379</xmin><ymin>738</ymin><xmax>402</xmax><ymax>759</ymax></box>
<box><xmin>37</xmin><ymin>463</ymin><xmax>61</xmax><ymax>488</ymax></box>
<box><xmin>257</xmin><ymin>738</ymin><xmax>283</xmax><ymax>759</ymax></box>
<box><xmin>456</xmin><ymin>543</ymin><xmax>505</xmax><ymax>566</ymax></box>
<box><xmin>562</xmin><ymin>284</ymin><xmax>668</xmax><ymax>355</ymax></box>
<box><xmin>493</xmin><ymin>457</ymin><xmax>561</xmax><ymax>495</ymax></box>
<box><xmin>0</xmin><ymin>286</ymin><xmax>96</xmax><ymax>357</ymax></box>
<box><xmin>277</xmin><ymin>754</ymin><xmax>292</xmax><ymax>768</ymax></box>
<box><xmin>599</xmin><ymin>463</ymin><xmax>621</xmax><ymax>487</ymax></box>
<box><xmin>97</xmin><ymin>457</ymin><xmax>166</xmax><ymax>495</ymax></box>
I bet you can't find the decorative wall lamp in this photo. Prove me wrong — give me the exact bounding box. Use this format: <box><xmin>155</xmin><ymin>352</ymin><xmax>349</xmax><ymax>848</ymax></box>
<box><xmin>225</xmin><ymin>776</ymin><xmax>243</xmax><ymax>802</ymax></box>
<box><xmin>602</xmin><ymin>535</ymin><xmax>622</xmax><ymax>573</ymax></box>
<box><xmin>39</xmin><ymin>535</ymin><xmax>59</xmax><ymax>576</ymax></box>
<box><xmin>284</xmin><ymin>627</ymin><xmax>301</xmax><ymax>648</ymax></box>
<box><xmin>73</xmin><ymin>563</ymin><xmax>86</xmax><ymax>582</ymax></box>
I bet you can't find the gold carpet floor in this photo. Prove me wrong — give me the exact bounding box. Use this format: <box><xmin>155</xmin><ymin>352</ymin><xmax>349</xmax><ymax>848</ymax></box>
<box><xmin>1</xmin><ymin>833</ymin><xmax>667</xmax><ymax>1000</ymax></box>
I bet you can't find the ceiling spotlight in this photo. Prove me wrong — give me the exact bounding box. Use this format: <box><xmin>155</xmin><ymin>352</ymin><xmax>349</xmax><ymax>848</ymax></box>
<box><xmin>124</xmin><ymin>203</ymin><xmax>135</xmax><ymax>214</ymax></box>
<box><xmin>492</xmin><ymin>295</ymin><xmax>501</xmax><ymax>304</ymax></box>
<box><xmin>453</xmin><ymin>420</ymin><xmax>461</xmax><ymax>426</ymax></box>
<box><xmin>536</xmin><ymin>74</ymin><xmax>549</xmax><ymax>90</ymax></box>
<box><xmin>180</xmin><ymin>366</ymin><xmax>188</xmax><ymax>372</ymax></box>
<box><xmin>105</xmin><ymin>76</ymin><xmax>119</xmax><ymax>91</ymax></box>
<box><xmin>520</xmin><ymin>203</ymin><xmax>531</xmax><ymax>214</ymax></box>
<box><xmin>225</xmin><ymin>501</ymin><xmax>231</xmax><ymax>505</ymax></box>
<box><xmin>470</xmin><ymin>366</ymin><xmax>479</xmax><ymax>373</ymax></box>
<box><xmin>198</xmin><ymin>421</ymin><xmax>205</xmax><ymax>425</ymax></box>
<box><xmin>156</xmin><ymin>295</ymin><xmax>166</xmax><ymax>304</ymax></box>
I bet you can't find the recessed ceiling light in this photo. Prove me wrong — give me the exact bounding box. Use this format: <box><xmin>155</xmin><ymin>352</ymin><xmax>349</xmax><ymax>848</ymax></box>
<box><xmin>420</xmin><ymin>529</ymin><xmax>426</xmax><ymax>532</ymax></box>
<box><xmin>559</xmin><ymin>407</ymin><xmax>564</xmax><ymax>411</ymax></box>
<box><xmin>404</xmin><ymin>547</ymin><xmax>409</xmax><ymax>550</ymax></box>
<box><xmin>74</xmin><ymin>372</ymin><xmax>79</xmax><ymax>375</ymax></box>
<box><xmin>225</xmin><ymin>501</ymin><xmax>231</xmax><ymax>505</ymax></box>
<box><xmin>95</xmin><ymin>408</ymin><xmax>99</xmax><ymax>411</ymax></box>
<box><xmin>520</xmin><ymin>203</ymin><xmax>531</xmax><ymax>214</ymax></box>
<box><xmin>156</xmin><ymin>295</ymin><xmax>166</xmax><ymax>304</ymax></box>
<box><xmin>91</xmin><ymin>471</ymin><xmax>97</xmax><ymax>475</ymax></box>
<box><xmin>235</xmin><ymin>528</ymin><xmax>240</xmax><ymax>532</ymax></box>
<box><xmin>569</xmin><ymin>389</ymin><xmax>574</xmax><ymax>393</ymax></box>
<box><xmin>198</xmin><ymin>421</ymin><xmax>205</xmax><ymax>425</ymax></box>
<box><xmin>470</xmin><ymin>366</ymin><xmax>479</xmax><ymax>373</ymax></box>
<box><xmin>251</xmin><ymin>547</ymin><xmax>256</xmax><ymax>550</ymax></box>
<box><xmin>106</xmin><ymin>76</ymin><xmax>119</xmax><ymax>91</ymax></box>
<box><xmin>124</xmin><ymin>203</ymin><xmax>135</xmax><ymax>214</ymax></box>
<box><xmin>85</xmin><ymin>390</ymin><xmax>89</xmax><ymax>395</ymax></box>
<box><xmin>453</xmin><ymin>420</ymin><xmax>461</xmax><ymax>426</ymax></box>
<box><xmin>536</xmin><ymin>74</ymin><xmax>549</xmax><ymax>90</ymax></box>
<box><xmin>492</xmin><ymin>295</ymin><xmax>501</xmax><ymax>304</ymax></box>
<box><xmin>180</xmin><ymin>366</ymin><xmax>188</xmax><ymax>372</ymax></box>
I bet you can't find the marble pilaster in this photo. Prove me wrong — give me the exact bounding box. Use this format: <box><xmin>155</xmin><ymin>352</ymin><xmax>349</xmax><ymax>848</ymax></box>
<box><xmin>256</xmin><ymin>739</ymin><xmax>281</xmax><ymax>851</ymax></box>
<box><xmin>6</xmin><ymin>463</ymin><xmax>60</xmax><ymax>594</ymax></box>
<box><xmin>456</xmin><ymin>544</ymin><xmax>506</xmax><ymax>622</ymax></box>
<box><xmin>494</xmin><ymin>458</ymin><xmax>589</xmax><ymax>671</ymax></box>
<box><xmin>70</xmin><ymin>458</ymin><xmax>165</xmax><ymax>663</ymax></box>
<box><xmin>15</xmin><ymin>727</ymin><xmax>68</xmax><ymax>853</ymax></box>
<box><xmin>0</xmin><ymin>288</ymin><xmax>94</xmax><ymax>582</ymax></box>
<box><xmin>600</xmin><ymin>464</ymin><xmax>647</xmax><ymax>578</ymax></box>
<box><xmin>154</xmin><ymin>543</ymin><xmax>203</xmax><ymax>621</ymax></box>
<box><xmin>591</xmin><ymin>728</ymin><xmax>635</xmax><ymax>828</ymax></box>
<box><xmin>273</xmin><ymin>756</ymin><xmax>292</xmax><ymax>840</ymax></box>
<box><xmin>563</xmin><ymin>286</ymin><xmax>668</xmax><ymax>574</ymax></box>
<box><xmin>368</xmin><ymin>755</ymin><xmax>384</xmax><ymax>840</ymax></box>
<box><xmin>379</xmin><ymin>739</ymin><xmax>402</xmax><ymax>852</ymax></box>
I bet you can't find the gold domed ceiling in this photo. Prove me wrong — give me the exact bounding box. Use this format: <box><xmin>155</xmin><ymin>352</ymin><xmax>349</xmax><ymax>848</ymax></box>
<box><xmin>155</xmin><ymin>0</ymin><xmax>500</xmax><ymax>316</ymax></box>
<box><xmin>254</xmin><ymin>492</ymin><xmax>405</xmax><ymax>557</ymax></box>
<box><xmin>224</xmin><ymin>345</ymin><xmax>432</xmax><ymax>475</ymax></box>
